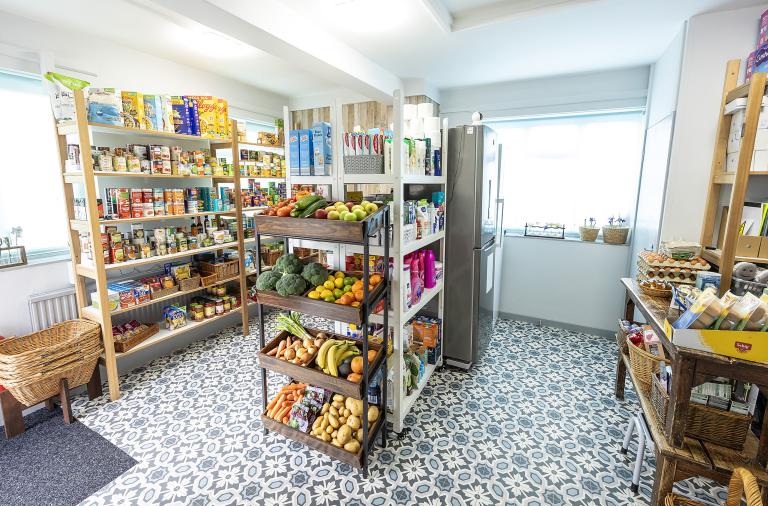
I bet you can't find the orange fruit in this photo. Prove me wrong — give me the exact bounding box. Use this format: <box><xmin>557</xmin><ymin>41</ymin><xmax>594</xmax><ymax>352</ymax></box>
<box><xmin>352</xmin><ymin>280</ymin><xmax>363</xmax><ymax>292</ymax></box>
<box><xmin>370</xmin><ymin>274</ymin><xmax>381</xmax><ymax>285</ymax></box>
<box><xmin>367</xmin><ymin>350</ymin><xmax>377</xmax><ymax>363</ymax></box>
<box><xmin>351</xmin><ymin>356</ymin><xmax>364</xmax><ymax>374</ymax></box>
<box><xmin>351</xmin><ymin>301</ymin><xmax>361</xmax><ymax>308</ymax></box>
<box><xmin>354</xmin><ymin>289</ymin><xmax>365</xmax><ymax>302</ymax></box>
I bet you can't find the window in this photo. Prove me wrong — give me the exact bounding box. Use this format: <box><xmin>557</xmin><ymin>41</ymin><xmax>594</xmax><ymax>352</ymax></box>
<box><xmin>0</xmin><ymin>70</ymin><xmax>69</xmax><ymax>261</ymax></box>
<box><xmin>490</xmin><ymin>111</ymin><xmax>644</xmax><ymax>236</ymax></box>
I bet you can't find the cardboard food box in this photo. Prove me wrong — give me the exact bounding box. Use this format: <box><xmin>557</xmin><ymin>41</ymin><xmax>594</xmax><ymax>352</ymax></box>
<box><xmin>189</xmin><ymin>95</ymin><xmax>218</xmax><ymax>139</ymax></box>
<box><xmin>121</xmin><ymin>91</ymin><xmax>145</xmax><ymax>129</ymax></box>
<box><xmin>142</xmin><ymin>94</ymin><xmax>164</xmax><ymax>131</ymax></box>
<box><xmin>312</xmin><ymin>122</ymin><xmax>332</xmax><ymax>176</ymax></box>
<box><xmin>298</xmin><ymin>129</ymin><xmax>313</xmax><ymax>175</ymax></box>
<box><xmin>91</xmin><ymin>289</ymin><xmax>120</xmax><ymax>312</ymax></box>
<box><xmin>664</xmin><ymin>319</ymin><xmax>768</xmax><ymax>364</ymax></box>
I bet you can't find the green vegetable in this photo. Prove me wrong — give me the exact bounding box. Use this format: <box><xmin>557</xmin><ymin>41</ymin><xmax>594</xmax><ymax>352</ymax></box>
<box><xmin>302</xmin><ymin>262</ymin><xmax>329</xmax><ymax>286</ymax></box>
<box><xmin>299</xmin><ymin>199</ymin><xmax>328</xmax><ymax>218</ymax></box>
<box><xmin>290</xmin><ymin>209</ymin><xmax>301</xmax><ymax>217</ymax></box>
<box><xmin>275</xmin><ymin>273</ymin><xmax>308</xmax><ymax>296</ymax></box>
<box><xmin>274</xmin><ymin>254</ymin><xmax>303</xmax><ymax>274</ymax></box>
<box><xmin>275</xmin><ymin>311</ymin><xmax>312</xmax><ymax>341</ymax></box>
<box><xmin>295</xmin><ymin>194</ymin><xmax>322</xmax><ymax>211</ymax></box>
<box><xmin>255</xmin><ymin>270</ymin><xmax>282</xmax><ymax>291</ymax></box>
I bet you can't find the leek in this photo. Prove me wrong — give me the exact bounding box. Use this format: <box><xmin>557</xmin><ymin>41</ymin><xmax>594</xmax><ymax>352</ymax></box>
<box><xmin>275</xmin><ymin>311</ymin><xmax>312</xmax><ymax>340</ymax></box>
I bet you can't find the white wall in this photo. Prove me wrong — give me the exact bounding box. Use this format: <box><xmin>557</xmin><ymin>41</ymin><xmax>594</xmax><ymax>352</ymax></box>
<box><xmin>500</xmin><ymin>236</ymin><xmax>629</xmax><ymax>333</ymax></box>
<box><xmin>660</xmin><ymin>4</ymin><xmax>767</xmax><ymax>242</ymax></box>
<box><xmin>0</xmin><ymin>11</ymin><xmax>287</xmax><ymax>121</ymax></box>
<box><xmin>440</xmin><ymin>65</ymin><xmax>650</xmax><ymax>127</ymax></box>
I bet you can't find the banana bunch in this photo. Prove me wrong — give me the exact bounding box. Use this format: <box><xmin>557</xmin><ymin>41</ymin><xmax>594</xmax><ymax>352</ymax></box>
<box><xmin>316</xmin><ymin>339</ymin><xmax>361</xmax><ymax>377</ymax></box>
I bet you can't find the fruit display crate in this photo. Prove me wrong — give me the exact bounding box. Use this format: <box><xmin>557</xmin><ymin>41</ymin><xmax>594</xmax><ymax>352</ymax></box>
<box><xmin>255</xmin><ymin>278</ymin><xmax>386</xmax><ymax>326</ymax></box>
<box><xmin>260</xmin><ymin>410</ymin><xmax>386</xmax><ymax>469</ymax></box>
<box><xmin>258</xmin><ymin>328</ymin><xmax>386</xmax><ymax>399</ymax></box>
<box><xmin>253</xmin><ymin>205</ymin><xmax>388</xmax><ymax>244</ymax></box>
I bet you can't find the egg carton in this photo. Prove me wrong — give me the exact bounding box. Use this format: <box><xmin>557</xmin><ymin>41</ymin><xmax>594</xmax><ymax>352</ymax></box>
<box><xmin>638</xmin><ymin>251</ymin><xmax>710</xmax><ymax>270</ymax></box>
<box><xmin>636</xmin><ymin>260</ymin><xmax>697</xmax><ymax>277</ymax></box>
<box><xmin>637</xmin><ymin>270</ymin><xmax>696</xmax><ymax>285</ymax></box>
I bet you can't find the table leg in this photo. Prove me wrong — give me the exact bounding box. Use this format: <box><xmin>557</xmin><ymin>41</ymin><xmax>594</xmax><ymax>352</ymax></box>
<box><xmin>666</xmin><ymin>356</ymin><xmax>695</xmax><ymax>447</ymax></box>
<box><xmin>650</xmin><ymin>453</ymin><xmax>677</xmax><ymax>506</ymax></box>
<box><xmin>615</xmin><ymin>293</ymin><xmax>634</xmax><ymax>400</ymax></box>
<box><xmin>59</xmin><ymin>378</ymin><xmax>74</xmax><ymax>425</ymax></box>
<box><xmin>86</xmin><ymin>364</ymin><xmax>102</xmax><ymax>400</ymax></box>
<box><xmin>0</xmin><ymin>390</ymin><xmax>25</xmax><ymax>438</ymax></box>
<box><xmin>758</xmin><ymin>387</ymin><xmax>768</xmax><ymax>467</ymax></box>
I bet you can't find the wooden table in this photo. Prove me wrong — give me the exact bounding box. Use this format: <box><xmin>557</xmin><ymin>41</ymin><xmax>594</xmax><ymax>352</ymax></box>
<box><xmin>616</xmin><ymin>278</ymin><xmax>768</xmax><ymax>504</ymax></box>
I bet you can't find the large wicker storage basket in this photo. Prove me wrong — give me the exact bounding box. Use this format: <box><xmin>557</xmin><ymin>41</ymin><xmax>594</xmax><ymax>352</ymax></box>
<box><xmin>0</xmin><ymin>320</ymin><xmax>102</xmax><ymax>406</ymax></box>
<box><xmin>665</xmin><ymin>467</ymin><xmax>763</xmax><ymax>505</ymax></box>
<box><xmin>651</xmin><ymin>375</ymin><xmax>751</xmax><ymax>450</ymax></box>
<box><xmin>199</xmin><ymin>259</ymin><xmax>239</xmax><ymax>282</ymax></box>
<box><xmin>626</xmin><ymin>337</ymin><xmax>668</xmax><ymax>395</ymax></box>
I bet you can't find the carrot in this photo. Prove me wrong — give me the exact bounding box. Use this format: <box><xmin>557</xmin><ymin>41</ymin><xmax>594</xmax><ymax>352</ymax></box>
<box><xmin>282</xmin><ymin>416</ymin><xmax>289</xmax><ymax>424</ymax></box>
<box><xmin>276</xmin><ymin>405</ymin><xmax>291</xmax><ymax>420</ymax></box>
<box><xmin>276</xmin><ymin>340</ymin><xmax>286</xmax><ymax>358</ymax></box>
<box><xmin>267</xmin><ymin>393</ymin><xmax>282</xmax><ymax>412</ymax></box>
<box><xmin>281</xmin><ymin>383</ymin><xmax>305</xmax><ymax>392</ymax></box>
<box><xmin>268</xmin><ymin>394</ymin><xmax>285</xmax><ymax>417</ymax></box>
<box><xmin>267</xmin><ymin>347</ymin><xmax>278</xmax><ymax>357</ymax></box>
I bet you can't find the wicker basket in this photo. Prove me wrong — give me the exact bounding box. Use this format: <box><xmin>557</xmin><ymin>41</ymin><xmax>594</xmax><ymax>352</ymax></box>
<box><xmin>201</xmin><ymin>273</ymin><xmax>218</xmax><ymax>287</ymax></box>
<box><xmin>0</xmin><ymin>320</ymin><xmax>102</xmax><ymax>406</ymax></box>
<box><xmin>178</xmin><ymin>275</ymin><xmax>201</xmax><ymax>291</ymax></box>
<box><xmin>651</xmin><ymin>375</ymin><xmax>751</xmax><ymax>450</ymax></box>
<box><xmin>639</xmin><ymin>284</ymin><xmax>673</xmax><ymax>298</ymax></box>
<box><xmin>665</xmin><ymin>467</ymin><xmax>763</xmax><ymax>506</ymax></box>
<box><xmin>114</xmin><ymin>323</ymin><xmax>160</xmax><ymax>353</ymax></box>
<box><xmin>579</xmin><ymin>226</ymin><xmax>599</xmax><ymax>241</ymax></box>
<box><xmin>199</xmin><ymin>259</ymin><xmax>239</xmax><ymax>282</ymax></box>
<box><xmin>603</xmin><ymin>226</ymin><xmax>630</xmax><ymax>245</ymax></box>
<box><xmin>616</xmin><ymin>319</ymin><xmax>642</xmax><ymax>356</ymax></box>
<box><xmin>627</xmin><ymin>337</ymin><xmax>668</xmax><ymax>394</ymax></box>
<box><xmin>151</xmin><ymin>285</ymin><xmax>179</xmax><ymax>300</ymax></box>
<box><xmin>260</xmin><ymin>247</ymin><xmax>282</xmax><ymax>267</ymax></box>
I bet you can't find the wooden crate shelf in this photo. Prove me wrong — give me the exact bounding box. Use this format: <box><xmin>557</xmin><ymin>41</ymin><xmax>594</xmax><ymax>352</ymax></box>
<box><xmin>254</xmin><ymin>205</ymin><xmax>388</xmax><ymax>244</ymax></box>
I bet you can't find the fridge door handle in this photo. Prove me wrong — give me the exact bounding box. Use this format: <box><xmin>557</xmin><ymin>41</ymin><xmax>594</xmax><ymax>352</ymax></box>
<box><xmin>496</xmin><ymin>198</ymin><xmax>505</xmax><ymax>239</ymax></box>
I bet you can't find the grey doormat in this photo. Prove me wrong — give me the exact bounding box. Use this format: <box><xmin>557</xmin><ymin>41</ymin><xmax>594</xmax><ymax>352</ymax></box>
<box><xmin>0</xmin><ymin>407</ymin><xmax>137</xmax><ymax>506</ymax></box>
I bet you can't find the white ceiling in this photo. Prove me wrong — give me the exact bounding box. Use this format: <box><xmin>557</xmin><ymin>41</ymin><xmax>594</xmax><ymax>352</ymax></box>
<box><xmin>0</xmin><ymin>0</ymin><xmax>765</xmax><ymax>98</ymax></box>
<box><xmin>0</xmin><ymin>0</ymin><xmax>341</xmax><ymax>97</ymax></box>
<box><xmin>280</xmin><ymin>0</ymin><xmax>767</xmax><ymax>90</ymax></box>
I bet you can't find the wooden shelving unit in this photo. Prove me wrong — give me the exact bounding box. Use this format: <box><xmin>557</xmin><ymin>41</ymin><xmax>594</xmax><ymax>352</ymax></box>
<box><xmin>700</xmin><ymin>61</ymin><xmax>768</xmax><ymax>293</ymax></box>
<box><xmin>56</xmin><ymin>90</ymin><xmax>251</xmax><ymax>401</ymax></box>
<box><xmin>253</xmin><ymin>205</ymin><xmax>391</xmax><ymax>477</ymax></box>
<box><xmin>282</xmin><ymin>92</ymin><xmax>447</xmax><ymax>434</ymax></box>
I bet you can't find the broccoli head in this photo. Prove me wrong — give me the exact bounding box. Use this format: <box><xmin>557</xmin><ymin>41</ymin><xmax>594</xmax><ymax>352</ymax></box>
<box><xmin>275</xmin><ymin>273</ymin><xmax>308</xmax><ymax>297</ymax></box>
<box><xmin>274</xmin><ymin>254</ymin><xmax>303</xmax><ymax>274</ymax></box>
<box><xmin>255</xmin><ymin>270</ymin><xmax>283</xmax><ymax>291</ymax></box>
<box><xmin>301</xmin><ymin>262</ymin><xmax>329</xmax><ymax>286</ymax></box>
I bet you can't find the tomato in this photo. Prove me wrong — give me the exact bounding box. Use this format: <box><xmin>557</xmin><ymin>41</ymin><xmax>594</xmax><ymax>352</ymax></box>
<box><xmin>276</xmin><ymin>207</ymin><xmax>291</xmax><ymax>217</ymax></box>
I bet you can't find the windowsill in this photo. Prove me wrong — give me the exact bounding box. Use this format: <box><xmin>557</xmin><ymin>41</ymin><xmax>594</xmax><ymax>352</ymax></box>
<box><xmin>0</xmin><ymin>254</ymin><xmax>70</xmax><ymax>272</ymax></box>
<box><xmin>504</xmin><ymin>231</ymin><xmax>631</xmax><ymax>247</ymax></box>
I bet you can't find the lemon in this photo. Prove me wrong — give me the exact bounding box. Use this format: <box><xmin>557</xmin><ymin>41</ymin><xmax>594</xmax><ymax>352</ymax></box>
<box><xmin>324</xmin><ymin>280</ymin><xmax>335</xmax><ymax>290</ymax></box>
<box><xmin>334</xmin><ymin>277</ymin><xmax>344</xmax><ymax>289</ymax></box>
<box><xmin>316</xmin><ymin>285</ymin><xmax>325</xmax><ymax>293</ymax></box>
<box><xmin>320</xmin><ymin>289</ymin><xmax>333</xmax><ymax>298</ymax></box>
<box><xmin>327</xmin><ymin>275</ymin><xmax>335</xmax><ymax>282</ymax></box>
<box><xmin>335</xmin><ymin>271</ymin><xmax>345</xmax><ymax>279</ymax></box>
<box><xmin>307</xmin><ymin>291</ymin><xmax>321</xmax><ymax>300</ymax></box>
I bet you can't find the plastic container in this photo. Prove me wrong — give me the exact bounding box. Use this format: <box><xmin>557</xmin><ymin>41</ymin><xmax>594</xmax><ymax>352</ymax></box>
<box><xmin>410</xmin><ymin>255</ymin><xmax>423</xmax><ymax>305</ymax></box>
<box><xmin>424</xmin><ymin>250</ymin><xmax>436</xmax><ymax>288</ymax></box>
<box><xmin>403</xmin><ymin>263</ymin><xmax>412</xmax><ymax>311</ymax></box>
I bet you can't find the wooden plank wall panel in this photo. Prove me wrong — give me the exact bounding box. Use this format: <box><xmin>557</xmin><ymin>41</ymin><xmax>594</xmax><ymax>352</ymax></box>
<box><xmin>404</xmin><ymin>95</ymin><xmax>440</xmax><ymax>115</ymax></box>
<box><xmin>291</xmin><ymin>107</ymin><xmax>331</xmax><ymax>129</ymax></box>
<box><xmin>341</xmin><ymin>101</ymin><xmax>393</xmax><ymax>131</ymax></box>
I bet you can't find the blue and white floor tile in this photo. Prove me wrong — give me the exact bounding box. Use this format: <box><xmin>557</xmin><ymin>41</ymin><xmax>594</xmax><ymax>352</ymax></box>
<box><xmin>72</xmin><ymin>316</ymin><xmax>727</xmax><ymax>505</ymax></box>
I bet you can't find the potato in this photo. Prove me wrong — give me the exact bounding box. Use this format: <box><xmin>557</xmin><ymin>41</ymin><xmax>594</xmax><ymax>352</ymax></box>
<box><xmin>345</xmin><ymin>397</ymin><xmax>363</xmax><ymax>417</ymax></box>
<box><xmin>333</xmin><ymin>394</ymin><xmax>345</xmax><ymax>403</ymax></box>
<box><xmin>296</xmin><ymin>348</ymin><xmax>307</xmax><ymax>359</ymax></box>
<box><xmin>336</xmin><ymin>424</ymin><xmax>353</xmax><ymax>445</ymax></box>
<box><xmin>329</xmin><ymin>405</ymin><xmax>339</xmax><ymax>417</ymax></box>
<box><xmin>312</xmin><ymin>418</ymin><xmax>322</xmax><ymax>429</ymax></box>
<box><xmin>320</xmin><ymin>417</ymin><xmax>329</xmax><ymax>430</ymax></box>
<box><xmin>344</xmin><ymin>440</ymin><xmax>361</xmax><ymax>453</ymax></box>
<box><xmin>325</xmin><ymin>425</ymin><xmax>334</xmax><ymax>434</ymax></box>
<box><xmin>346</xmin><ymin>415</ymin><xmax>361</xmax><ymax>430</ymax></box>
<box><xmin>331</xmin><ymin>439</ymin><xmax>342</xmax><ymax>448</ymax></box>
<box><xmin>328</xmin><ymin>414</ymin><xmax>340</xmax><ymax>429</ymax></box>
<box><xmin>332</xmin><ymin>430</ymin><xmax>338</xmax><ymax>439</ymax></box>
<box><xmin>284</xmin><ymin>348</ymin><xmax>296</xmax><ymax>360</ymax></box>
<box><xmin>321</xmin><ymin>403</ymin><xmax>330</xmax><ymax>415</ymax></box>
<box><xmin>314</xmin><ymin>338</ymin><xmax>325</xmax><ymax>348</ymax></box>
<box><xmin>322</xmin><ymin>432</ymin><xmax>332</xmax><ymax>442</ymax></box>
<box><xmin>303</xmin><ymin>337</ymin><xmax>313</xmax><ymax>349</ymax></box>
<box><xmin>316</xmin><ymin>332</ymin><xmax>327</xmax><ymax>340</ymax></box>
<box><xmin>331</xmin><ymin>400</ymin><xmax>343</xmax><ymax>410</ymax></box>
<box><xmin>356</xmin><ymin>428</ymin><xmax>364</xmax><ymax>442</ymax></box>
<box><xmin>342</xmin><ymin>408</ymin><xmax>351</xmax><ymax>418</ymax></box>
<box><xmin>307</xmin><ymin>345</ymin><xmax>318</xmax><ymax>355</ymax></box>
<box><xmin>339</xmin><ymin>416</ymin><xmax>347</xmax><ymax>425</ymax></box>
<box><xmin>368</xmin><ymin>405</ymin><xmax>380</xmax><ymax>422</ymax></box>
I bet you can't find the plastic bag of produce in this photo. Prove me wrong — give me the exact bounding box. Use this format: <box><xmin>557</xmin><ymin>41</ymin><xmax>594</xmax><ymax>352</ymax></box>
<box><xmin>44</xmin><ymin>71</ymin><xmax>90</xmax><ymax>123</ymax></box>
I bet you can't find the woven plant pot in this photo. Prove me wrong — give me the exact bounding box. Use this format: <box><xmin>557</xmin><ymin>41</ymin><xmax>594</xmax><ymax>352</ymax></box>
<box><xmin>579</xmin><ymin>226</ymin><xmax>599</xmax><ymax>241</ymax></box>
<box><xmin>0</xmin><ymin>320</ymin><xmax>102</xmax><ymax>405</ymax></box>
<box><xmin>603</xmin><ymin>226</ymin><xmax>629</xmax><ymax>245</ymax></box>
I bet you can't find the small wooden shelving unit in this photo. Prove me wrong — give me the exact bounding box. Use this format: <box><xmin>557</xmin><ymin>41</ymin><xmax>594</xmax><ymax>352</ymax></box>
<box><xmin>700</xmin><ymin>60</ymin><xmax>768</xmax><ymax>292</ymax></box>
<box><xmin>253</xmin><ymin>205</ymin><xmax>391</xmax><ymax>477</ymax></box>
<box><xmin>56</xmin><ymin>90</ymin><xmax>251</xmax><ymax>401</ymax></box>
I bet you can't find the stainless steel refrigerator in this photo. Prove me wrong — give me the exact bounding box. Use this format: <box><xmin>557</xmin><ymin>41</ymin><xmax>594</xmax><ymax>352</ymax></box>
<box><xmin>444</xmin><ymin>124</ymin><xmax>503</xmax><ymax>369</ymax></box>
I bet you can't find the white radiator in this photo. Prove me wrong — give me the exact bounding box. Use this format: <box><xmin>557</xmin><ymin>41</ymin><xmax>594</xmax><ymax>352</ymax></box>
<box><xmin>28</xmin><ymin>287</ymin><xmax>78</xmax><ymax>332</ymax></box>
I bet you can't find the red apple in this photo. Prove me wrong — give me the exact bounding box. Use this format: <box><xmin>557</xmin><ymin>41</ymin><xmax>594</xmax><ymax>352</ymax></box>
<box><xmin>314</xmin><ymin>209</ymin><xmax>328</xmax><ymax>219</ymax></box>
<box><xmin>345</xmin><ymin>202</ymin><xmax>354</xmax><ymax>211</ymax></box>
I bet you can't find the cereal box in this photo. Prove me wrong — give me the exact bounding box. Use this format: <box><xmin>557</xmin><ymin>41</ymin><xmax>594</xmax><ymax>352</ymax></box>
<box><xmin>216</xmin><ymin>98</ymin><xmax>229</xmax><ymax>139</ymax></box>
<box><xmin>143</xmin><ymin>94</ymin><xmax>163</xmax><ymax>131</ymax></box>
<box><xmin>185</xmin><ymin>96</ymin><xmax>200</xmax><ymax>136</ymax></box>
<box><xmin>189</xmin><ymin>95</ymin><xmax>218</xmax><ymax>138</ymax></box>
<box><xmin>161</xmin><ymin>95</ymin><xmax>175</xmax><ymax>133</ymax></box>
<box><xmin>88</xmin><ymin>88</ymin><xmax>122</xmax><ymax>126</ymax></box>
<box><xmin>121</xmin><ymin>91</ymin><xmax>145</xmax><ymax>129</ymax></box>
<box><xmin>171</xmin><ymin>96</ymin><xmax>192</xmax><ymax>135</ymax></box>
<box><xmin>312</xmin><ymin>122</ymin><xmax>332</xmax><ymax>176</ymax></box>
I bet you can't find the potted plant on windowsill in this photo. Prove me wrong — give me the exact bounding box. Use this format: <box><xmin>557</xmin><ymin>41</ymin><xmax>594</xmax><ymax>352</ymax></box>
<box><xmin>603</xmin><ymin>216</ymin><xmax>630</xmax><ymax>245</ymax></box>
<box><xmin>579</xmin><ymin>218</ymin><xmax>599</xmax><ymax>242</ymax></box>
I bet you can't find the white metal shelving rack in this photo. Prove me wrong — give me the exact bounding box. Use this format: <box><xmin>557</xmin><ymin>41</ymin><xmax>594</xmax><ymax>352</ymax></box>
<box><xmin>281</xmin><ymin>91</ymin><xmax>447</xmax><ymax>433</ymax></box>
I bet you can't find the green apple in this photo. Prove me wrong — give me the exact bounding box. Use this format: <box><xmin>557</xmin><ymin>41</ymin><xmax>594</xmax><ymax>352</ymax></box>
<box><xmin>343</xmin><ymin>212</ymin><xmax>357</xmax><ymax>221</ymax></box>
<box><xmin>333</xmin><ymin>201</ymin><xmax>345</xmax><ymax>207</ymax></box>
<box><xmin>336</xmin><ymin>205</ymin><xmax>348</xmax><ymax>213</ymax></box>
<box><xmin>364</xmin><ymin>203</ymin><xmax>378</xmax><ymax>214</ymax></box>
<box><xmin>353</xmin><ymin>209</ymin><xmax>367</xmax><ymax>220</ymax></box>
<box><xmin>361</xmin><ymin>200</ymin><xmax>371</xmax><ymax>207</ymax></box>
<box><xmin>327</xmin><ymin>210</ymin><xmax>340</xmax><ymax>220</ymax></box>
<box><xmin>351</xmin><ymin>205</ymin><xmax>364</xmax><ymax>212</ymax></box>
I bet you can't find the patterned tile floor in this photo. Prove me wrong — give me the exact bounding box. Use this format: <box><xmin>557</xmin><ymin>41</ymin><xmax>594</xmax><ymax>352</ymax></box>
<box><xmin>71</xmin><ymin>315</ymin><xmax>728</xmax><ymax>505</ymax></box>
